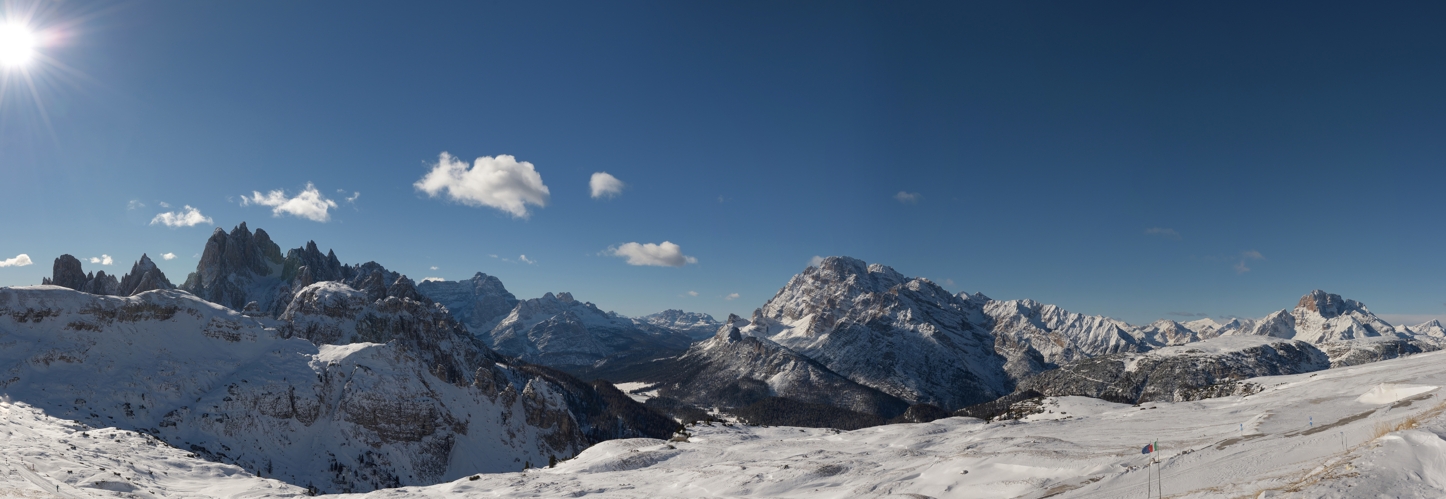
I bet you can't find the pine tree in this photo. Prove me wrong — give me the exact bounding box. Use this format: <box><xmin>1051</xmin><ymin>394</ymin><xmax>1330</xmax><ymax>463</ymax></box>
<box><xmin>549</xmin><ymin>455</ymin><xmax>557</xmax><ymax>468</ymax></box>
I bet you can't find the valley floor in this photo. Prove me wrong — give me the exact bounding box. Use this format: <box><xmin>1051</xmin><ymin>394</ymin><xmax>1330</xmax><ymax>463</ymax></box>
<box><xmin>12</xmin><ymin>350</ymin><xmax>1446</xmax><ymax>497</ymax></box>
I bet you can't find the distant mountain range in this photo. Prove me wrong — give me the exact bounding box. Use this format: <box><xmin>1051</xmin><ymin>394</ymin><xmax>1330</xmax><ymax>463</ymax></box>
<box><xmin>8</xmin><ymin>227</ymin><xmax>1445</xmax><ymax>492</ymax></box>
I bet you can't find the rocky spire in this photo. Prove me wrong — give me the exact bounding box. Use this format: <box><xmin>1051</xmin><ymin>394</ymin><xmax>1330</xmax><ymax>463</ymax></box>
<box><xmin>44</xmin><ymin>254</ymin><xmax>89</xmax><ymax>290</ymax></box>
<box><xmin>181</xmin><ymin>223</ymin><xmax>286</xmax><ymax>310</ymax></box>
<box><xmin>118</xmin><ymin>254</ymin><xmax>175</xmax><ymax>296</ymax></box>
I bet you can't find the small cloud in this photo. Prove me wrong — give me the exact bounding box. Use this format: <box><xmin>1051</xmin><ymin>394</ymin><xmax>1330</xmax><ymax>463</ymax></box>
<box><xmin>589</xmin><ymin>172</ymin><xmax>625</xmax><ymax>199</ymax></box>
<box><xmin>242</xmin><ymin>183</ymin><xmax>339</xmax><ymax>222</ymax></box>
<box><xmin>421</xmin><ymin>277</ymin><xmax>446</xmax><ymax>283</ymax></box>
<box><xmin>945</xmin><ymin>278</ymin><xmax>956</xmax><ymax>287</ymax></box>
<box><xmin>414</xmin><ymin>152</ymin><xmax>550</xmax><ymax>219</ymax></box>
<box><xmin>724</xmin><ymin>293</ymin><xmax>740</xmax><ymax>301</ymax></box>
<box><xmin>1234</xmin><ymin>250</ymin><xmax>1264</xmax><ymax>274</ymax></box>
<box><xmin>489</xmin><ymin>254</ymin><xmax>499</xmax><ymax>258</ymax></box>
<box><xmin>895</xmin><ymin>191</ymin><xmax>921</xmax><ymax>204</ymax></box>
<box><xmin>0</xmin><ymin>254</ymin><xmax>33</xmax><ymax>268</ymax></box>
<box><xmin>192</xmin><ymin>253</ymin><xmax>200</xmax><ymax>258</ymax></box>
<box><xmin>1144</xmin><ymin>227</ymin><xmax>1182</xmax><ymax>241</ymax></box>
<box><xmin>1167</xmin><ymin>311</ymin><xmax>1207</xmax><ymax>317</ymax></box>
<box><xmin>430</xmin><ymin>266</ymin><xmax>438</xmax><ymax>270</ymax></box>
<box><xmin>150</xmin><ymin>206</ymin><xmax>214</xmax><ymax>228</ymax></box>
<box><xmin>127</xmin><ymin>200</ymin><xmax>145</xmax><ymax>210</ymax></box>
<box><xmin>519</xmin><ymin>254</ymin><xmax>535</xmax><ymax>264</ymax></box>
<box><xmin>160</xmin><ymin>253</ymin><xmax>177</xmax><ymax>260</ymax></box>
<box><xmin>717</xmin><ymin>195</ymin><xmax>727</xmax><ymax>203</ymax></box>
<box><xmin>607</xmin><ymin>241</ymin><xmax>698</xmax><ymax>267</ymax></box>
<box><xmin>808</xmin><ymin>255</ymin><xmax>825</xmax><ymax>267</ymax></box>
<box><xmin>687</xmin><ymin>291</ymin><xmax>699</xmax><ymax>297</ymax></box>
<box><xmin>89</xmin><ymin>255</ymin><xmax>113</xmax><ymax>266</ymax></box>
<box><xmin>158</xmin><ymin>201</ymin><xmax>171</xmax><ymax>208</ymax></box>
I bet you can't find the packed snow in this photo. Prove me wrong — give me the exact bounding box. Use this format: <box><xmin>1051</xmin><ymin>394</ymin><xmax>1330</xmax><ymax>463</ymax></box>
<box><xmin>8</xmin><ymin>349</ymin><xmax>1446</xmax><ymax>497</ymax></box>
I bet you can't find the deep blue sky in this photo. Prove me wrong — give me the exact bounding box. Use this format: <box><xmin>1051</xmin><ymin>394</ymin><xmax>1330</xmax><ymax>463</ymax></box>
<box><xmin>2</xmin><ymin>1</ymin><xmax>1445</xmax><ymax>325</ymax></box>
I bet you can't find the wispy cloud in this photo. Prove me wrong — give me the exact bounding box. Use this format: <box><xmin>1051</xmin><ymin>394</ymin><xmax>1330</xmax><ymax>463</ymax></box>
<box><xmin>89</xmin><ymin>255</ymin><xmax>113</xmax><ymax>266</ymax></box>
<box><xmin>687</xmin><ymin>291</ymin><xmax>699</xmax><ymax>297</ymax></box>
<box><xmin>1235</xmin><ymin>250</ymin><xmax>1265</xmax><ymax>274</ymax></box>
<box><xmin>0</xmin><ymin>254</ymin><xmax>33</xmax><ymax>267</ymax></box>
<box><xmin>150</xmin><ymin>206</ymin><xmax>214</xmax><ymax>228</ymax></box>
<box><xmin>158</xmin><ymin>201</ymin><xmax>171</xmax><ymax>208</ymax></box>
<box><xmin>608</xmin><ymin>241</ymin><xmax>697</xmax><ymax>267</ymax></box>
<box><xmin>242</xmin><ymin>183</ymin><xmax>339</xmax><ymax>222</ymax></box>
<box><xmin>127</xmin><ymin>200</ymin><xmax>145</xmax><ymax>210</ymax></box>
<box><xmin>519</xmin><ymin>254</ymin><xmax>535</xmax><ymax>265</ymax></box>
<box><xmin>894</xmin><ymin>191</ymin><xmax>921</xmax><ymax>204</ymax></box>
<box><xmin>161</xmin><ymin>252</ymin><xmax>177</xmax><ymax>260</ymax></box>
<box><xmin>414</xmin><ymin>152</ymin><xmax>550</xmax><ymax>219</ymax></box>
<box><xmin>1145</xmin><ymin>227</ymin><xmax>1182</xmax><ymax>240</ymax></box>
<box><xmin>724</xmin><ymin>293</ymin><xmax>740</xmax><ymax>301</ymax></box>
<box><xmin>345</xmin><ymin>192</ymin><xmax>360</xmax><ymax>203</ymax></box>
<box><xmin>945</xmin><ymin>278</ymin><xmax>956</xmax><ymax>287</ymax></box>
<box><xmin>589</xmin><ymin>172</ymin><xmax>625</xmax><ymax>199</ymax></box>
<box><xmin>808</xmin><ymin>255</ymin><xmax>825</xmax><ymax>267</ymax></box>
<box><xmin>429</xmin><ymin>266</ymin><xmax>438</xmax><ymax>270</ymax></box>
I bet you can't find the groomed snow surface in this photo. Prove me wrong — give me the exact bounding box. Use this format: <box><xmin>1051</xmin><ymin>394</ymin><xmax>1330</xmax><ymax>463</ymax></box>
<box><xmin>12</xmin><ymin>352</ymin><xmax>1446</xmax><ymax>497</ymax></box>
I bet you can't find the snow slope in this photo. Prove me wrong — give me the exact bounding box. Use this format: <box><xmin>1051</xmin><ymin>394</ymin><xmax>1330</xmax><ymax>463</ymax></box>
<box><xmin>327</xmin><ymin>348</ymin><xmax>1446</xmax><ymax>498</ymax></box>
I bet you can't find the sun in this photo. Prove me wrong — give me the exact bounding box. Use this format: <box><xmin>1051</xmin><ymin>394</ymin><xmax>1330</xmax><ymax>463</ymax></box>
<box><xmin>0</xmin><ymin>23</ymin><xmax>36</xmax><ymax>67</ymax></box>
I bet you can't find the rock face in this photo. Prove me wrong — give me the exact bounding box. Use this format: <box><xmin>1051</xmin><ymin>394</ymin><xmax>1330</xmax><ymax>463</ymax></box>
<box><xmin>737</xmin><ymin>256</ymin><xmax>1010</xmax><ymax>410</ymax></box>
<box><xmin>0</xmin><ymin>284</ymin><xmax>672</xmax><ymax>494</ymax></box>
<box><xmin>42</xmin><ymin>254</ymin><xmax>168</xmax><ymax>297</ymax></box>
<box><xmin>639</xmin><ymin>321</ymin><xmax>908</xmax><ymax>418</ymax></box>
<box><xmin>180</xmin><ymin>223</ymin><xmax>287</xmax><ymax>312</ymax></box>
<box><xmin>482</xmin><ymin>292</ymin><xmax>693</xmax><ymax>369</ymax></box>
<box><xmin>638</xmin><ymin>309</ymin><xmax>721</xmax><ymax>341</ymax></box>
<box><xmin>1017</xmin><ymin>336</ymin><xmax>1330</xmax><ymax>404</ymax></box>
<box><xmin>416</xmin><ymin>273</ymin><xmax>518</xmax><ymax>331</ymax></box>
<box><xmin>118</xmin><ymin>254</ymin><xmax>175</xmax><ymax>296</ymax></box>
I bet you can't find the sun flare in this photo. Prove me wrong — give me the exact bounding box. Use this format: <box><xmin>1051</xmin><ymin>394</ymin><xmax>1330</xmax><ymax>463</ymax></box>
<box><xmin>0</xmin><ymin>23</ymin><xmax>36</xmax><ymax>67</ymax></box>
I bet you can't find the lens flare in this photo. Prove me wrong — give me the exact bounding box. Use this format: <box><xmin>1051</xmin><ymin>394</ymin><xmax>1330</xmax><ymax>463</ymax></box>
<box><xmin>0</xmin><ymin>23</ymin><xmax>36</xmax><ymax>67</ymax></box>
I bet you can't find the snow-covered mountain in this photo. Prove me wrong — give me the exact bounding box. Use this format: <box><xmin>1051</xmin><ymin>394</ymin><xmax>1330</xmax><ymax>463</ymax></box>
<box><xmin>636</xmin><ymin>318</ymin><xmax>908</xmax><ymax>418</ymax></box>
<box><xmin>983</xmin><ymin>297</ymin><xmax>1158</xmax><ymax>370</ymax></box>
<box><xmin>415</xmin><ymin>272</ymin><xmax>518</xmax><ymax>333</ymax></box>
<box><xmin>636</xmin><ymin>310</ymin><xmax>721</xmax><ymax>341</ymax></box>
<box><xmin>735</xmin><ymin>256</ymin><xmax>1010</xmax><ymax>410</ymax></box>
<box><xmin>480</xmin><ymin>292</ymin><xmax>693</xmax><ymax>369</ymax></box>
<box><xmin>0</xmin><ymin>285</ymin><xmax>674</xmax><ymax>493</ymax></box>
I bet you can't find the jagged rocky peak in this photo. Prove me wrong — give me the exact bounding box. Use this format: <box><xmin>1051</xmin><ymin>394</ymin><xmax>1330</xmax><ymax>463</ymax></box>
<box><xmin>1296</xmin><ymin>290</ymin><xmax>1369</xmax><ymax>318</ymax></box>
<box><xmin>118</xmin><ymin>253</ymin><xmax>174</xmax><ymax>296</ymax></box>
<box><xmin>637</xmin><ymin>309</ymin><xmax>721</xmax><ymax>341</ymax></box>
<box><xmin>282</xmin><ymin>240</ymin><xmax>345</xmax><ymax>283</ymax></box>
<box><xmin>181</xmin><ymin>222</ymin><xmax>286</xmax><ymax>310</ymax></box>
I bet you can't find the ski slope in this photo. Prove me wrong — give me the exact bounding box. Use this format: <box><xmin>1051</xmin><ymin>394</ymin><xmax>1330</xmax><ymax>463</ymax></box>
<box><xmin>8</xmin><ymin>350</ymin><xmax>1446</xmax><ymax>497</ymax></box>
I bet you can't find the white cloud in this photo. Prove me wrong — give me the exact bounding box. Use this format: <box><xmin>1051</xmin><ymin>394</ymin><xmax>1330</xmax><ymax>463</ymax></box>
<box><xmin>519</xmin><ymin>254</ymin><xmax>535</xmax><ymax>265</ymax></box>
<box><xmin>489</xmin><ymin>254</ymin><xmax>499</xmax><ymax>258</ymax></box>
<box><xmin>724</xmin><ymin>293</ymin><xmax>740</xmax><ymax>301</ymax></box>
<box><xmin>0</xmin><ymin>254</ymin><xmax>33</xmax><ymax>267</ymax></box>
<box><xmin>414</xmin><ymin>152</ymin><xmax>550</xmax><ymax>219</ymax></box>
<box><xmin>945</xmin><ymin>278</ymin><xmax>956</xmax><ymax>287</ymax></box>
<box><xmin>421</xmin><ymin>277</ymin><xmax>446</xmax><ymax>283</ymax></box>
<box><xmin>161</xmin><ymin>252</ymin><xmax>177</xmax><ymax>260</ymax></box>
<box><xmin>242</xmin><ymin>183</ymin><xmax>339</xmax><ymax>222</ymax></box>
<box><xmin>346</xmin><ymin>192</ymin><xmax>360</xmax><ymax>203</ymax></box>
<box><xmin>1145</xmin><ymin>227</ymin><xmax>1182</xmax><ymax>240</ymax></box>
<box><xmin>430</xmin><ymin>266</ymin><xmax>438</xmax><ymax>270</ymax></box>
<box><xmin>158</xmin><ymin>201</ymin><xmax>171</xmax><ymax>208</ymax></box>
<box><xmin>1233</xmin><ymin>261</ymin><xmax>1251</xmax><ymax>274</ymax></box>
<box><xmin>809</xmin><ymin>255</ymin><xmax>825</xmax><ymax>267</ymax></box>
<box><xmin>895</xmin><ymin>191</ymin><xmax>921</xmax><ymax>204</ymax></box>
<box><xmin>150</xmin><ymin>206</ymin><xmax>214</xmax><ymax>228</ymax></box>
<box><xmin>589</xmin><ymin>172</ymin><xmax>625</xmax><ymax>199</ymax></box>
<box><xmin>687</xmin><ymin>291</ymin><xmax>699</xmax><ymax>297</ymax></box>
<box><xmin>127</xmin><ymin>200</ymin><xmax>145</xmax><ymax>210</ymax></box>
<box><xmin>608</xmin><ymin>241</ymin><xmax>698</xmax><ymax>267</ymax></box>
<box><xmin>89</xmin><ymin>255</ymin><xmax>113</xmax><ymax>266</ymax></box>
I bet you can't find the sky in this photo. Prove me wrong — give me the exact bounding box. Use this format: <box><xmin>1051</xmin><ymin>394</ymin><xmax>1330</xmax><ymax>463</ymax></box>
<box><xmin>2</xmin><ymin>1</ymin><xmax>1446</xmax><ymax>326</ymax></box>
